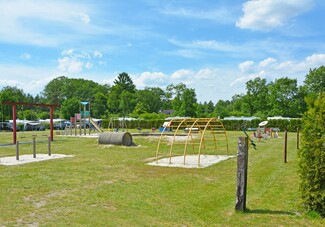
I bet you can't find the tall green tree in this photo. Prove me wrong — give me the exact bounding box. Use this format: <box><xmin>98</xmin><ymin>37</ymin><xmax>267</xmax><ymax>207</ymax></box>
<box><xmin>167</xmin><ymin>83</ymin><xmax>197</xmax><ymax>117</ymax></box>
<box><xmin>268</xmin><ymin>77</ymin><xmax>300</xmax><ymax>117</ymax></box>
<box><xmin>119</xmin><ymin>91</ymin><xmax>136</xmax><ymax>116</ymax></box>
<box><xmin>92</xmin><ymin>91</ymin><xmax>108</xmax><ymax>118</ymax></box>
<box><xmin>181</xmin><ymin>88</ymin><xmax>197</xmax><ymax>117</ymax></box>
<box><xmin>60</xmin><ymin>97</ymin><xmax>80</xmax><ymax>119</ymax></box>
<box><xmin>0</xmin><ymin>86</ymin><xmax>26</xmax><ymax>120</ymax></box>
<box><xmin>245</xmin><ymin>77</ymin><xmax>268</xmax><ymax>116</ymax></box>
<box><xmin>106</xmin><ymin>72</ymin><xmax>136</xmax><ymax>115</ymax></box>
<box><xmin>304</xmin><ymin>66</ymin><xmax>325</xmax><ymax>96</ymax></box>
<box><xmin>214</xmin><ymin>100</ymin><xmax>230</xmax><ymax>119</ymax></box>
<box><xmin>136</xmin><ymin>87</ymin><xmax>164</xmax><ymax>113</ymax></box>
<box><xmin>113</xmin><ymin>72</ymin><xmax>136</xmax><ymax>93</ymax></box>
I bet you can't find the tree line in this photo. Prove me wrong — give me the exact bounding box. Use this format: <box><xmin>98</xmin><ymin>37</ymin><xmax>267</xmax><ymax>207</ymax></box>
<box><xmin>0</xmin><ymin>66</ymin><xmax>324</xmax><ymax>121</ymax></box>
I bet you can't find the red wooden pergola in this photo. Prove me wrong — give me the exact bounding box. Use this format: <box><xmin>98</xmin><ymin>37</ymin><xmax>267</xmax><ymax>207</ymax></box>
<box><xmin>1</xmin><ymin>101</ymin><xmax>60</xmax><ymax>144</ymax></box>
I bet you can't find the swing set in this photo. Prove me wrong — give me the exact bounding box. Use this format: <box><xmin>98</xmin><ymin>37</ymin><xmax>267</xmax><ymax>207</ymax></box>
<box><xmin>0</xmin><ymin>101</ymin><xmax>60</xmax><ymax>144</ymax></box>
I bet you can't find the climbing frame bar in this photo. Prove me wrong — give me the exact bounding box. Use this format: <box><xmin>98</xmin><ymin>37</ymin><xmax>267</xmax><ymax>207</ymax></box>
<box><xmin>155</xmin><ymin>118</ymin><xmax>229</xmax><ymax>167</ymax></box>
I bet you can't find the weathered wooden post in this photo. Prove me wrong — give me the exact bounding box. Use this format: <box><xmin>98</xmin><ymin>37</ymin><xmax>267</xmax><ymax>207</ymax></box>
<box><xmin>33</xmin><ymin>136</ymin><xmax>36</xmax><ymax>158</ymax></box>
<box><xmin>16</xmin><ymin>141</ymin><xmax>19</xmax><ymax>160</ymax></box>
<box><xmin>284</xmin><ymin>130</ymin><xmax>288</xmax><ymax>163</ymax></box>
<box><xmin>48</xmin><ymin>136</ymin><xmax>51</xmax><ymax>156</ymax></box>
<box><xmin>235</xmin><ymin>136</ymin><xmax>249</xmax><ymax>211</ymax></box>
<box><xmin>297</xmin><ymin>127</ymin><xmax>300</xmax><ymax>150</ymax></box>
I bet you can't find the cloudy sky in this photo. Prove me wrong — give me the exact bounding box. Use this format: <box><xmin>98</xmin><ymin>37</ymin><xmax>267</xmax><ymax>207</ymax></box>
<box><xmin>0</xmin><ymin>0</ymin><xmax>324</xmax><ymax>103</ymax></box>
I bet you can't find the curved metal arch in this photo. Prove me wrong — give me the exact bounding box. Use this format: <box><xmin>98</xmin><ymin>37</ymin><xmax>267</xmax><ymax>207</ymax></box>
<box><xmin>155</xmin><ymin>117</ymin><xmax>229</xmax><ymax>167</ymax></box>
<box><xmin>197</xmin><ymin>118</ymin><xmax>215</xmax><ymax>166</ymax></box>
<box><xmin>183</xmin><ymin>118</ymin><xmax>201</xmax><ymax>164</ymax></box>
<box><xmin>155</xmin><ymin>118</ymin><xmax>176</xmax><ymax>163</ymax></box>
<box><xmin>168</xmin><ymin>118</ymin><xmax>189</xmax><ymax>164</ymax></box>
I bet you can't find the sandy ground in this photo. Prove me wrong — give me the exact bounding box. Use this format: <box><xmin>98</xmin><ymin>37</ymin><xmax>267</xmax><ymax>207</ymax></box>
<box><xmin>0</xmin><ymin>154</ymin><xmax>74</xmax><ymax>166</ymax></box>
<box><xmin>147</xmin><ymin>155</ymin><xmax>235</xmax><ymax>168</ymax></box>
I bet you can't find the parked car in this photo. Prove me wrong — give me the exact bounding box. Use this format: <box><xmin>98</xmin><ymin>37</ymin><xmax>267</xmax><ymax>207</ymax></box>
<box><xmin>24</xmin><ymin>122</ymin><xmax>46</xmax><ymax>131</ymax></box>
<box><xmin>0</xmin><ymin>122</ymin><xmax>20</xmax><ymax>131</ymax></box>
<box><xmin>53</xmin><ymin>121</ymin><xmax>71</xmax><ymax>130</ymax></box>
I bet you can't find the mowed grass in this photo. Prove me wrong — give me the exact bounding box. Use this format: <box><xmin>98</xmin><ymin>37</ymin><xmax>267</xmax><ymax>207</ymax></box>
<box><xmin>0</xmin><ymin>130</ymin><xmax>324</xmax><ymax>226</ymax></box>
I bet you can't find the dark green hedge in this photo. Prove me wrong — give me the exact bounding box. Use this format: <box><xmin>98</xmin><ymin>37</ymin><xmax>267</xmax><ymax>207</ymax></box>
<box><xmin>102</xmin><ymin>119</ymin><xmax>165</xmax><ymax>130</ymax></box>
<box><xmin>298</xmin><ymin>93</ymin><xmax>325</xmax><ymax>217</ymax></box>
<box><xmin>221</xmin><ymin>119</ymin><xmax>302</xmax><ymax>132</ymax></box>
<box><xmin>100</xmin><ymin>118</ymin><xmax>302</xmax><ymax>132</ymax></box>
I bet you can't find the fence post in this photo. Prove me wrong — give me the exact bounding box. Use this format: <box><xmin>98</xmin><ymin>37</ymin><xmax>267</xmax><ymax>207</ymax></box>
<box><xmin>33</xmin><ymin>137</ymin><xmax>36</xmax><ymax>158</ymax></box>
<box><xmin>235</xmin><ymin>136</ymin><xmax>248</xmax><ymax>211</ymax></box>
<box><xmin>284</xmin><ymin>130</ymin><xmax>288</xmax><ymax>163</ymax></box>
<box><xmin>48</xmin><ymin>136</ymin><xmax>51</xmax><ymax>156</ymax></box>
<box><xmin>16</xmin><ymin>141</ymin><xmax>19</xmax><ymax>160</ymax></box>
<box><xmin>297</xmin><ymin>127</ymin><xmax>300</xmax><ymax>150</ymax></box>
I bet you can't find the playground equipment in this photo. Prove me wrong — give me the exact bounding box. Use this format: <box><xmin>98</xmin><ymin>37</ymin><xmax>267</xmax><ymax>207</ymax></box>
<box><xmin>98</xmin><ymin>132</ymin><xmax>134</xmax><ymax>146</ymax></box>
<box><xmin>108</xmin><ymin>117</ymin><xmax>128</xmax><ymax>132</ymax></box>
<box><xmin>156</xmin><ymin>118</ymin><xmax>229</xmax><ymax>166</ymax></box>
<box><xmin>0</xmin><ymin>101</ymin><xmax>60</xmax><ymax>144</ymax></box>
<box><xmin>63</xmin><ymin>101</ymin><xmax>103</xmax><ymax>136</ymax></box>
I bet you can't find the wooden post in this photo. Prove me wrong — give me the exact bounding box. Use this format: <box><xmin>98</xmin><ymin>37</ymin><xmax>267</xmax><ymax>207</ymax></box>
<box><xmin>33</xmin><ymin>137</ymin><xmax>36</xmax><ymax>158</ymax></box>
<box><xmin>16</xmin><ymin>141</ymin><xmax>19</xmax><ymax>160</ymax></box>
<box><xmin>284</xmin><ymin>130</ymin><xmax>288</xmax><ymax>163</ymax></box>
<box><xmin>12</xmin><ymin>104</ymin><xmax>17</xmax><ymax>144</ymax></box>
<box><xmin>235</xmin><ymin>136</ymin><xmax>248</xmax><ymax>211</ymax></box>
<box><xmin>48</xmin><ymin>137</ymin><xmax>51</xmax><ymax>156</ymax></box>
<box><xmin>297</xmin><ymin>127</ymin><xmax>300</xmax><ymax>150</ymax></box>
<box><xmin>50</xmin><ymin>106</ymin><xmax>54</xmax><ymax>141</ymax></box>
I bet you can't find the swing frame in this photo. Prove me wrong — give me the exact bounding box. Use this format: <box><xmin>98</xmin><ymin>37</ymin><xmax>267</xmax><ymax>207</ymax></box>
<box><xmin>0</xmin><ymin>101</ymin><xmax>60</xmax><ymax>144</ymax></box>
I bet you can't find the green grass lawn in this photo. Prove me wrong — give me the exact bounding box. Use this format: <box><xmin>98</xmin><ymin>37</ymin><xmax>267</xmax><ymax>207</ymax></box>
<box><xmin>0</xmin><ymin>130</ymin><xmax>324</xmax><ymax>226</ymax></box>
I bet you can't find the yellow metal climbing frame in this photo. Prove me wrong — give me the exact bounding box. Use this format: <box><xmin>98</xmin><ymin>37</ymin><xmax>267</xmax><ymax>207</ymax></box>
<box><xmin>155</xmin><ymin>118</ymin><xmax>229</xmax><ymax>166</ymax></box>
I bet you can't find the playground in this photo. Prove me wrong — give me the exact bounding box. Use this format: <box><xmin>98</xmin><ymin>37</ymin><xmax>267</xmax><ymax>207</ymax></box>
<box><xmin>0</xmin><ymin>128</ymin><xmax>324</xmax><ymax>226</ymax></box>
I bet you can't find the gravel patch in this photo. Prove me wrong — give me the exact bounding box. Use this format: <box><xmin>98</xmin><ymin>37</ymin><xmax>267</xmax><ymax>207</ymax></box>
<box><xmin>0</xmin><ymin>154</ymin><xmax>74</xmax><ymax>166</ymax></box>
<box><xmin>147</xmin><ymin>154</ymin><xmax>235</xmax><ymax>168</ymax></box>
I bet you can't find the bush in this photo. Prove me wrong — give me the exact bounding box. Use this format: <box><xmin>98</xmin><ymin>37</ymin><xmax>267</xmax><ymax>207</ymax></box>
<box><xmin>298</xmin><ymin>93</ymin><xmax>325</xmax><ymax>217</ymax></box>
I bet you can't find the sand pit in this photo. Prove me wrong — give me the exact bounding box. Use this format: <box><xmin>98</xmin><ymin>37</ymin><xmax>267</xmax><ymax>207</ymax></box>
<box><xmin>147</xmin><ymin>155</ymin><xmax>235</xmax><ymax>168</ymax></box>
<box><xmin>0</xmin><ymin>154</ymin><xmax>74</xmax><ymax>166</ymax></box>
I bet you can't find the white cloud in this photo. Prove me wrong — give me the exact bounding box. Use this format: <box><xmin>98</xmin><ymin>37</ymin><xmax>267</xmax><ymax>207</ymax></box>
<box><xmin>0</xmin><ymin>1</ymin><xmax>95</xmax><ymax>46</ymax></box>
<box><xmin>168</xmin><ymin>38</ymin><xmax>241</xmax><ymax>54</ymax></box>
<box><xmin>62</xmin><ymin>49</ymin><xmax>74</xmax><ymax>56</ymax></box>
<box><xmin>58</xmin><ymin>57</ymin><xmax>84</xmax><ymax>73</ymax></box>
<box><xmin>72</xmin><ymin>12</ymin><xmax>91</xmax><ymax>24</ymax></box>
<box><xmin>239</xmin><ymin>60</ymin><xmax>254</xmax><ymax>72</ymax></box>
<box><xmin>133</xmin><ymin>72</ymin><xmax>168</xmax><ymax>88</ymax></box>
<box><xmin>0</xmin><ymin>63</ymin><xmax>58</xmax><ymax>95</ymax></box>
<box><xmin>93</xmin><ymin>51</ymin><xmax>103</xmax><ymax>58</ymax></box>
<box><xmin>231</xmin><ymin>53</ymin><xmax>325</xmax><ymax>88</ymax></box>
<box><xmin>236</xmin><ymin>0</ymin><xmax>314</xmax><ymax>31</ymax></box>
<box><xmin>58</xmin><ymin>49</ymin><xmax>96</xmax><ymax>73</ymax></box>
<box><xmin>20</xmin><ymin>53</ymin><xmax>31</xmax><ymax>60</ymax></box>
<box><xmin>230</xmin><ymin>72</ymin><xmax>263</xmax><ymax>87</ymax></box>
<box><xmin>161</xmin><ymin>6</ymin><xmax>235</xmax><ymax>24</ymax></box>
<box><xmin>171</xmin><ymin>69</ymin><xmax>193</xmax><ymax>80</ymax></box>
<box><xmin>195</xmin><ymin>68</ymin><xmax>219</xmax><ymax>80</ymax></box>
<box><xmin>259</xmin><ymin>57</ymin><xmax>277</xmax><ymax>67</ymax></box>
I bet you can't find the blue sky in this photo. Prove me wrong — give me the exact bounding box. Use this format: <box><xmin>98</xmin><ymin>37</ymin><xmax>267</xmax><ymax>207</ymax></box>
<box><xmin>0</xmin><ymin>0</ymin><xmax>324</xmax><ymax>103</ymax></box>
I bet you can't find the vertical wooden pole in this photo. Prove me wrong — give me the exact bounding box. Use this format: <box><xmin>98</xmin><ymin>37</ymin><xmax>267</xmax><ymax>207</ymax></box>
<box><xmin>16</xmin><ymin>141</ymin><xmax>19</xmax><ymax>160</ymax></box>
<box><xmin>235</xmin><ymin>136</ymin><xmax>248</xmax><ymax>211</ymax></box>
<box><xmin>48</xmin><ymin>137</ymin><xmax>51</xmax><ymax>156</ymax></box>
<box><xmin>297</xmin><ymin>127</ymin><xmax>300</xmax><ymax>150</ymax></box>
<box><xmin>50</xmin><ymin>106</ymin><xmax>54</xmax><ymax>141</ymax></box>
<box><xmin>12</xmin><ymin>104</ymin><xmax>17</xmax><ymax>144</ymax></box>
<box><xmin>284</xmin><ymin>130</ymin><xmax>288</xmax><ymax>163</ymax></box>
<box><xmin>33</xmin><ymin>137</ymin><xmax>36</xmax><ymax>158</ymax></box>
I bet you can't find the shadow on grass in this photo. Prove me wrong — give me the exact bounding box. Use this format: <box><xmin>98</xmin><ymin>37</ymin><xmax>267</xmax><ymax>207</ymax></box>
<box><xmin>245</xmin><ymin>209</ymin><xmax>296</xmax><ymax>216</ymax></box>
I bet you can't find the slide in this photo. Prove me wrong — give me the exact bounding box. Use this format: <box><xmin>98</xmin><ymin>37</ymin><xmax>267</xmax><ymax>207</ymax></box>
<box><xmin>90</xmin><ymin>118</ymin><xmax>103</xmax><ymax>132</ymax></box>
